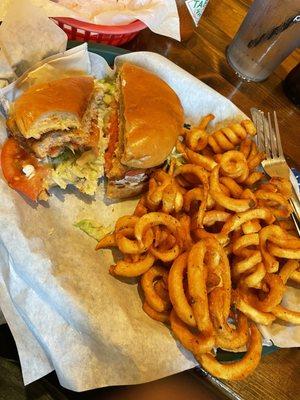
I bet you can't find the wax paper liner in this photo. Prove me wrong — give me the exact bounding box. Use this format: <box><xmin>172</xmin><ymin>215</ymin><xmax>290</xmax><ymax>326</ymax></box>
<box><xmin>0</xmin><ymin>46</ymin><xmax>298</xmax><ymax>391</ymax></box>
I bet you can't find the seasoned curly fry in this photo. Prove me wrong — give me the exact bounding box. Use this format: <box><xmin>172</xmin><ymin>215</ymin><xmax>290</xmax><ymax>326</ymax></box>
<box><xmin>143</xmin><ymin>301</ymin><xmax>170</xmax><ymax>323</ymax></box>
<box><xmin>186</xmin><ymin>128</ymin><xmax>208</xmax><ymax>152</ymax></box>
<box><xmin>170</xmin><ymin>309</ymin><xmax>215</xmax><ymax>354</ymax></box>
<box><xmin>197</xmin><ymin>322</ymin><xmax>262</xmax><ymax>381</ymax></box>
<box><xmin>208</xmin><ymin>120</ymin><xmax>256</xmax><ymax>154</ymax></box>
<box><xmin>219</xmin><ymin>150</ymin><xmax>249</xmax><ymax>183</ymax></box>
<box><xmin>174</xmin><ymin>164</ymin><xmax>209</xmax><ymax>227</ymax></box>
<box><xmin>210</xmin><ymin>166</ymin><xmax>255</xmax><ymax>212</ymax></box>
<box><xmin>141</xmin><ymin>265</ymin><xmax>171</xmax><ymax>312</ymax></box>
<box><xmin>95</xmin><ymin>232</ymin><xmax>116</xmax><ymax>249</ymax></box>
<box><xmin>110</xmin><ymin>253</ymin><xmax>155</xmax><ymax>277</ymax></box>
<box><xmin>168</xmin><ymin>253</ymin><xmax>196</xmax><ymax>327</ymax></box>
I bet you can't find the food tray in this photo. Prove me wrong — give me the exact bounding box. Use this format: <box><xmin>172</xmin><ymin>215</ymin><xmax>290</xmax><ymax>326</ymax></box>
<box><xmin>55</xmin><ymin>18</ymin><xmax>146</xmax><ymax>46</ymax></box>
<box><xmin>66</xmin><ymin>40</ymin><xmax>278</xmax><ymax>363</ymax></box>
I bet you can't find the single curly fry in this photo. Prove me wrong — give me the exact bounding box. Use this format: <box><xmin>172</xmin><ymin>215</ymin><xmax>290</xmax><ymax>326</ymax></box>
<box><xmin>203</xmin><ymin>210</ymin><xmax>230</xmax><ymax>227</ymax></box>
<box><xmin>259</xmin><ymin>225</ymin><xmax>280</xmax><ymax>273</ymax></box>
<box><xmin>146</xmin><ymin>170</ymin><xmax>172</xmax><ymax>209</ymax></box>
<box><xmin>247</xmin><ymin>152</ymin><xmax>266</xmax><ymax>171</ymax></box>
<box><xmin>141</xmin><ymin>265</ymin><xmax>171</xmax><ymax>312</ymax></box>
<box><xmin>197</xmin><ymin>322</ymin><xmax>262</xmax><ymax>381</ymax></box>
<box><xmin>250</xmin><ymin>273</ymin><xmax>285</xmax><ymax>312</ymax></box>
<box><xmin>279</xmin><ymin>260</ymin><xmax>300</xmax><ymax>284</ymax></box>
<box><xmin>234</xmin><ymin>290</ymin><xmax>276</xmax><ymax>325</ymax></box>
<box><xmin>162</xmin><ymin>182</ymin><xmax>184</xmax><ymax>214</ymax></box>
<box><xmin>187</xmin><ymin>241</ymin><xmax>214</xmax><ymax>335</ymax></box>
<box><xmin>240</xmin><ymin>262</ymin><xmax>266</xmax><ymax>289</ymax></box>
<box><xmin>268</xmin><ymin>244</ymin><xmax>300</xmax><ymax>259</ymax></box>
<box><xmin>244</xmin><ymin>171</ymin><xmax>264</xmax><ymax>186</ymax></box>
<box><xmin>242</xmin><ymin>219</ymin><xmax>261</xmax><ymax>234</ymax></box>
<box><xmin>222</xmin><ymin>208</ymin><xmax>275</xmax><ymax>235</ymax></box>
<box><xmin>142</xmin><ymin>301</ymin><xmax>170</xmax><ymax>323</ymax></box>
<box><xmin>133</xmin><ymin>195</ymin><xmax>148</xmax><ymax>217</ymax></box>
<box><xmin>174</xmin><ymin>164</ymin><xmax>209</xmax><ymax>227</ymax></box>
<box><xmin>219</xmin><ymin>176</ymin><xmax>243</xmax><ymax>198</ymax></box>
<box><xmin>241</xmin><ymin>119</ymin><xmax>256</xmax><ymax>136</ymax></box>
<box><xmin>168</xmin><ymin>253</ymin><xmax>196</xmax><ymax>327</ymax></box>
<box><xmin>110</xmin><ymin>252</ymin><xmax>155</xmax><ymax>277</ymax></box>
<box><xmin>116</xmin><ymin>227</ymin><xmax>154</xmax><ymax>255</ymax></box>
<box><xmin>185</xmin><ymin>147</ymin><xmax>217</xmax><ymax>172</ymax></box>
<box><xmin>219</xmin><ymin>150</ymin><xmax>249</xmax><ymax>183</ymax></box>
<box><xmin>232</xmin><ymin>233</ymin><xmax>259</xmax><ymax>256</ymax></box>
<box><xmin>212</xmin><ymin>306</ymin><xmax>249</xmax><ymax>351</ymax></box>
<box><xmin>198</xmin><ymin>113</ymin><xmax>215</xmax><ymax>130</ymax></box>
<box><xmin>150</xmin><ymin>243</ymin><xmax>181</xmax><ymax>262</ymax></box>
<box><xmin>208</xmin><ymin>121</ymin><xmax>251</xmax><ymax>154</ymax></box>
<box><xmin>239</xmin><ymin>137</ymin><xmax>252</xmax><ymax>159</ymax></box>
<box><xmin>95</xmin><ymin>233</ymin><xmax>116</xmax><ymax>250</ymax></box>
<box><xmin>232</xmin><ymin>251</ymin><xmax>262</xmax><ymax>278</ymax></box>
<box><xmin>184</xmin><ymin>188</ymin><xmax>215</xmax><ymax>212</ymax></box>
<box><xmin>170</xmin><ymin>309</ymin><xmax>215</xmax><ymax>354</ymax></box>
<box><xmin>210</xmin><ymin>166</ymin><xmax>255</xmax><ymax>212</ymax></box>
<box><xmin>135</xmin><ymin>212</ymin><xmax>183</xmax><ymax>247</ymax></box>
<box><xmin>179</xmin><ymin>214</ymin><xmax>193</xmax><ymax>250</ymax></box>
<box><xmin>255</xmin><ymin>190</ymin><xmax>292</xmax><ymax>218</ymax></box>
<box><xmin>186</xmin><ymin>128</ymin><xmax>208</xmax><ymax>151</ymax></box>
<box><xmin>260</xmin><ymin>225</ymin><xmax>300</xmax><ymax>272</ymax></box>
<box><xmin>272</xmin><ymin>305</ymin><xmax>300</xmax><ymax>325</ymax></box>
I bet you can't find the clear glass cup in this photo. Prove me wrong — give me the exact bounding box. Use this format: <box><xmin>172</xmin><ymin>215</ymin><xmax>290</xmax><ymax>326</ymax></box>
<box><xmin>226</xmin><ymin>0</ymin><xmax>300</xmax><ymax>82</ymax></box>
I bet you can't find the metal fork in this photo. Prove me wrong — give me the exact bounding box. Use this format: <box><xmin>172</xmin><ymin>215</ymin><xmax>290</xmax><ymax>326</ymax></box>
<box><xmin>251</xmin><ymin>108</ymin><xmax>300</xmax><ymax>235</ymax></box>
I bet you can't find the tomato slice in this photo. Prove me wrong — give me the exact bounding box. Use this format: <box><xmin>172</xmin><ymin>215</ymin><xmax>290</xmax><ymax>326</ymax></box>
<box><xmin>1</xmin><ymin>138</ymin><xmax>49</xmax><ymax>201</ymax></box>
<box><xmin>104</xmin><ymin>104</ymin><xmax>119</xmax><ymax>173</ymax></box>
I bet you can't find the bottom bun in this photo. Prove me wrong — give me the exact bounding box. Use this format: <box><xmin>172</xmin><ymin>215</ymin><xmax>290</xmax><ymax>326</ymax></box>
<box><xmin>106</xmin><ymin>180</ymin><xmax>148</xmax><ymax>199</ymax></box>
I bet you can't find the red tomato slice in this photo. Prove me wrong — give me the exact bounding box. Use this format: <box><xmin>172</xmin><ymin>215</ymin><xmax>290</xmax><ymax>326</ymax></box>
<box><xmin>1</xmin><ymin>138</ymin><xmax>49</xmax><ymax>201</ymax></box>
<box><xmin>104</xmin><ymin>103</ymin><xmax>119</xmax><ymax>173</ymax></box>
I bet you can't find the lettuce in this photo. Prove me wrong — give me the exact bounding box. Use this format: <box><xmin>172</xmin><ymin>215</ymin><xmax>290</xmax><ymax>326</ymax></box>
<box><xmin>74</xmin><ymin>219</ymin><xmax>112</xmax><ymax>241</ymax></box>
<box><xmin>51</xmin><ymin>150</ymin><xmax>105</xmax><ymax>196</ymax></box>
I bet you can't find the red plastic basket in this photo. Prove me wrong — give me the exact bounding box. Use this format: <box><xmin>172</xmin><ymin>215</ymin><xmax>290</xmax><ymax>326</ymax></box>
<box><xmin>53</xmin><ymin>17</ymin><xmax>146</xmax><ymax>46</ymax></box>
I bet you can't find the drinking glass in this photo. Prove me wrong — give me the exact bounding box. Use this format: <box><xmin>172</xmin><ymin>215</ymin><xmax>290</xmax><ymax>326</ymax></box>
<box><xmin>226</xmin><ymin>0</ymin><xmax>300</xmax><ymax>82</ymax></box>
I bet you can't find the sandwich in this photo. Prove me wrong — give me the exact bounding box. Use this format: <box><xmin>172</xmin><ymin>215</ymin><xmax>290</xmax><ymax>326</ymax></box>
<box><xmin>1</xmin><ymin>63</ymin><xmax>184</xmax><ymax>201</ymax></box>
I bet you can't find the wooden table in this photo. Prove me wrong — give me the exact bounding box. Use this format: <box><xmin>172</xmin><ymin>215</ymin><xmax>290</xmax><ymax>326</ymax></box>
<box><xmin>123</xmin><ymin>0</ymin><xmax>300</xmax><ymax>399</ymax></box>
<box><xmin>1</xmin><ymin>2</ymin><xmax>299</xmax><ymax>400</ymax></box>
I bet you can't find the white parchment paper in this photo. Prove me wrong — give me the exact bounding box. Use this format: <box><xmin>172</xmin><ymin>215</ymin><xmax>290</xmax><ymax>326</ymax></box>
<box><xmin>0</xmin><ymin>0</ymin><xmax>67</xmax><ymax>78</ymax></box>
<box><xmin>0</xmin><ymin>46</ymin><xmax>299</xmax><ymax>391</ymax></box>
<box><xmin>0</xmin><ymin>0</ymin><xmax>180</xmax><ymax>41</ymax></box>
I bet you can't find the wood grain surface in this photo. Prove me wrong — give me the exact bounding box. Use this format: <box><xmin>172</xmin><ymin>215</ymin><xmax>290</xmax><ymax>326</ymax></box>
<box><xmin>1</xmin><ymin>2</ymin><xmax>299</xmax><ymax>400</ymax></box>
<box><xmin>125</xmin><ymin>1</ymin><xmax>300</xmax><ymax>399</ymax></box>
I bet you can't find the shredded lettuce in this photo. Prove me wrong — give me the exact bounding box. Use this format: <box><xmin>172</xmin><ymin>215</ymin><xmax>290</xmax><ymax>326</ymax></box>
<box><xmin>74</xmin><ymin>219</ymin><xmax>112</xmax><ymax>241</ymax></box>
<box><xmin>50</xmin><ymin>150</ymin><xmax>105</xmax><ymax>196</ymax></box>
<box><xmin>48</xmin><ymin>77</ymin><xmax>116</xmax><ymax>195</ymax></box>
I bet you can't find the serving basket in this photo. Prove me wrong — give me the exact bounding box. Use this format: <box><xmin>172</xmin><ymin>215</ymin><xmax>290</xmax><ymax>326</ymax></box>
<box><xmin>53</xmin><ymin>17</ymin><xmax>147</xmax><ymax>46</ymax></box>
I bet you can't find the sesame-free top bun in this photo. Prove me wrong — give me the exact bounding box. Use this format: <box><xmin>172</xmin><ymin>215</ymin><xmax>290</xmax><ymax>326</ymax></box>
<box><xmin>8</xmin><ymin>76</ymin><xmax>94</xmax><ymax>140</ymax></box>
<box><xmin>119</xmin><ymin>63</ymin><xmax>184</xmax><ymax>169</ymax></box>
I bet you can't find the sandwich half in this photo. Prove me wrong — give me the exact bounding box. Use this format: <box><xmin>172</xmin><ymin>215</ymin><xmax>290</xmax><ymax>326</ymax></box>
<box><xmin>1</xmin><ymin>64</ymin><xmax>184</xmax><ymax>201</ymax></box>
<box><xmin>2</xmin><ymin>75</ymin><xmax>115</xmax><ymax>200</ymax></box>
<box><xmin>104</xmin><ymin>63</ymin><xmax>184</xmax><ymax>199</ymax></box>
